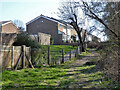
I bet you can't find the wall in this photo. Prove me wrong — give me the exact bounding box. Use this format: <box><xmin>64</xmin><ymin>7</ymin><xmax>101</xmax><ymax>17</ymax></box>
<box><xmin>0</xmin><ymin>33</ymin><xmax>17</xmax><ymax>46</ymax></box>
<box><xmin>2</xmin><ymin>22</ymin><xmax>19</xmax><ymax>34</ymax></box>
<box><xmin>0</xmin><ymin>45</ymin><xmax>31</xmax><ymax>69</ymax></box>
<box><xmin>27</xmin><ymin>17</ymin><xmax>59</xmax><ymax>44</ymax></box>
<box><xmin>38</xmin><ymin>32</ymin><xmax>51</xmax><ymax>45</ymax></box>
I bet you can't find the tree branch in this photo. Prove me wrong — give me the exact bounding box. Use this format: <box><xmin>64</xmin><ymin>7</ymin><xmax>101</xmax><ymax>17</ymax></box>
<box><xmin>82</xmin><ymin>1</ymin><xmax>118</xmax><ymax>37</ymax></box>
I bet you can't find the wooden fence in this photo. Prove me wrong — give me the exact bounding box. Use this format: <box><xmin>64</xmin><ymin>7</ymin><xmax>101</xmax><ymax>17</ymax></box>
<box><xmin>0</xmin><ymin>45</ymin><xmax>33</xmax><ymax>70</ymax></box>
<box><xmin>0</xmin><ymin>45</ymin><xmax>82</xmax><ymax>70</ymax></box>
<box><xmin>57</xmin><ymin>46</ymin><xmax>82</xmax><ymax>65</ymax></box>
<box><xmin>32</xmin><ymin>46</ymin><xmax>81</xmax><ymax>65</ymax></box>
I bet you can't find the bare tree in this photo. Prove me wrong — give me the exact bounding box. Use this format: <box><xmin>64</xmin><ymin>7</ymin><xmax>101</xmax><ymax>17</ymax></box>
<box><xmin>80</xmin><ymin>1</ymin><xmax>120</xmax><ymax>82</ymax></box>
<box><xmin>14</xmin><ymin>20</ymin><xmax>25</xmax><ymax>31</ymax></box>
<box><xmin>58</xmin><ymin>0</ymin><xmax>87</xmax><ymax>52</ymax></box>
<box><xmin>81</xmin><ymin>1</ymin><xmax>119</xmax><ymax>38</ymax></box>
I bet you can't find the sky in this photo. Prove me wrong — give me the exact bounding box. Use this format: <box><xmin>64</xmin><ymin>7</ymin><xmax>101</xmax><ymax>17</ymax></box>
<box><xmin>0</xmin><ymin>0</ymin><xmax>60</xmax><ymax>25</ymax></box>
<box><xmin>0</xmin><ymin>0</ymin><xmax>107</xmax><ymax>41</ymax></box>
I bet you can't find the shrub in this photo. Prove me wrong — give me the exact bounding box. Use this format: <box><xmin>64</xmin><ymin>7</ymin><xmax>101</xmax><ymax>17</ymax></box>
<box><xmin>31</xmin><ymin>47</ymin><xmax>48</xmax><ymax>67</ymax></box>
<box><xmin>96</xmin><ymin>40</ymin><xmax>119</xmax><ymax>82</ymax></box>
<box><xmin>73</xmin><ymin>37</ymin><xmax>76</xmax><ymax>42</ymax></box>
<box><xmin>13</xmin><ymin>32</ymin><xmax>40</xmax><ymax>48</ymax></box>
<box><xmin>50</xmin><ymin>37</ymin><xmax>54</xmax><ymax>45</ymax></box>
<box><xmin>87</xmin><ymin>41</ymin><xmax>99</xmax><ymax>48</ymax></box>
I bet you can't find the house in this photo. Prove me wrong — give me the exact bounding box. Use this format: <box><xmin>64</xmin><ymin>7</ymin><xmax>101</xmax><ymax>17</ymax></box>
<box><xmin>0</xmin><ymin>20</ymin><xmax>19</xmax><ymax>34</ymax></box>
<box><xmin>26</xmin><ymin>15</ymin><xmax>78</xmax><ymax>45</ymax></box>
<box><xmin>86</xmin><ymin>32</ymin><xmax>101</xmax><ymax>48</ymax></box>
<box><xmin>86</xmin><ymin>32</ymin><xmax>101</xmax><ymax>43</ymax></box>
<box><xmin>0</xmin><ymin>20</ymin><xmax>19</xmax><ymax>45</ymax></box>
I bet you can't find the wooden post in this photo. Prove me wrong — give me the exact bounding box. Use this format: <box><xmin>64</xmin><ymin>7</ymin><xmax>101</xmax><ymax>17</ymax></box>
<box><xmin>14</xmin><ymin>53</ymin><xmax>23</xmax><ymax>70</ymax></box>
<box><xmin>25</xmin><ymin>54</ymin><xmax>34</xmax><ymax>69</ymax></box>
<box><xmin>78</xmin><ymin>46</ymin><xmax>80</xmax><ymax>54</ymax></box>
<box><xmin>75</xmin><ymin>46</ymin><xmax>78</xmax><ymax>57</ymax></box>
<box><xmin>29</xmin><ymin>47</ymin><xmax>32</xmax><ymax>64</ymax></box>
<box><xmin>81</xmin><ymin>44</ymin><xmax>82</xmax><ymax>53</ymax></box>
<box><xmin>11</xmin><ymin>46</ymin><xmax>14</xmax><ymax>69</ymax></box>
<box><xmin>79</xmin><ymin>45</ymin><xmax>81</xmax><ymax>54</ymax></box>
<box><xmin>61</xmin><ymin>49</ymin><xmax>64</xmax><ymax>64</ymax></box>
<box><xmin>69</xmin><ymin>50</ymin><xmax>71</xmax><ymax>60</ymax></box>
<box><xmin>48</xmin><ymin>46</ymin><xmax>50</xmax><ymax>65</ymax></box>
<box><xmin>22</xmin><ymin>45</ymin><xmax>25</xmax><ymax>69</ymax></box>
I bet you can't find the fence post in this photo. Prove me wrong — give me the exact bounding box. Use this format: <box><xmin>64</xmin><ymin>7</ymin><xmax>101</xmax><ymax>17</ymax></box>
<box><xmin>48</xmin><ymin>46</ymin><xmax>50</xmax><ymax>65</ymax></box>
<box><xmin>29</xmin><ymin>47</ymin><xmax>32</xmax><ymax>64</ymax></box>
<box><xmin>22</xmin><ymin>45</ymin><xmax>25</xmax><ymax>69</ymax></box>
<box><xmin>11</xmin><ymin>46</ymin><xmax>14</xmax><ymax>69</ymax></box>
<box><xmin>61</xmin><ymin>49</ymin><xmax>64</xmax><ymax>64</ymax></box>
<box><xmin>80</xmin><ymin>44</ymin><xmax>82</xmax><ymax>53</ymax></box>
<box><xmin>75</xmin><ymin>46</ymin><xmax>78</xmax><ymax>57</ymax></box>
<box><xmin>69</xmin><ymin>50</ymin><xmax>71</xmax><ymax>60</ymax></box>
<box><xmin>79</xmin><ymin>45</ymin><xmax>81</xmax><ymax>54</ymax></box>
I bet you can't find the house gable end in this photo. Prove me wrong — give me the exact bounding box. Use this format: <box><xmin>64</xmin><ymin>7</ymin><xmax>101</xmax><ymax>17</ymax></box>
<box><xmin>26</xmin><ymin>15</ymin><xmax>59</xmax><ymax>25</ymax></box>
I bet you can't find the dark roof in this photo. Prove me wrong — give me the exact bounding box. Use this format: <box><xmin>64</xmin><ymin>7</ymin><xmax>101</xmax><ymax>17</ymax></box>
<box><xmin>26</xmin><ymin>14</ymin><xmax>71</xmax><ymax>26</ymax></box>
<box><xmin>41</xmin><ymin>15</ymin><xmax>69</xmax><ymax>25</ymax></box>
<box><xmin>0</xmin><ymin>20</ymin><xmax>11</xmax><ymax>25</ymax></box>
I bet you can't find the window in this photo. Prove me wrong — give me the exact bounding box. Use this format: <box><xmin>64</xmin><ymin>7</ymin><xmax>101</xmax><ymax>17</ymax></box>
<box><xmin>58</xmin><ymin>30</ymin><xmax>62</xmax><ymax>34</ymax></box>
<box><xmin>59</xmin><ymin>24</ymin><xmax>61</xmax><ymax>28</ymax></box>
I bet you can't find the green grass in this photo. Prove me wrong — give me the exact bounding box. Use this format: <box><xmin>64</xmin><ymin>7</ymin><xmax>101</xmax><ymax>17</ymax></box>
<box><xmin>32</xmin><ymin>45</ymin><xmax>77</xmax><ymax>66</ymax></box>
<box><xmin>40</xmin><ymin>45</ymin><xmax>77</xmax><ymax>64</ymax></box>
<box><xmin>2</xmin><ymin>58</ymin><xmax>113</xmax><ymax>89</ymax></box>
<box><xmin>2</xmin><ymin>48</ymin><xmax>115</xmax><ymax>89</ymax></box>
<box><xmin>40</xmin><ymin>45</ymin><xmax>77</xmax><ymax>53</ymax></box>
<box><xmin>2</xmin><ymin>67</ymin><xmax>67</xmax><ymax>89</ymax></box>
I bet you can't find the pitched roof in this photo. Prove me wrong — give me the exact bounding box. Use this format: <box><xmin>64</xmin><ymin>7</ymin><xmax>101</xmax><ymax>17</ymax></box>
<box><xmin>0</xmin><ymin>20</ymin><xmax>11</xmax><ymax>24</ymax></box>
<box><xmin>26</xmin><ymin>14</ymin><xmax>70</xmax><ymax>26</ymax></box>
<box><xmin>0</xmin><ymin>20</ymin><xmax>12</xmax><ymax>26</ymax></box>
<box><xmin>0</xmin><ymin>20</ymin><xmax>19</xmax><ymax>30</ymax></box>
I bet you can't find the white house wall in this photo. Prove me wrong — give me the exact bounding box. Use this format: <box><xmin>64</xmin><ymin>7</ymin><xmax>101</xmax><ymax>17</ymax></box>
<box><xmin>63</xmin><ymin>26</ymin><xmax>67</xmax><ymax>34</ymax></box>
<box><xmin>88</xmin><ymin>35</ymin><xmax>92</xmax><ymax>41</ymax></box>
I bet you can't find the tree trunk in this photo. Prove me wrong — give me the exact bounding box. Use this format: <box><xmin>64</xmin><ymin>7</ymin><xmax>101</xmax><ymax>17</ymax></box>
<box><xmin>78</xmin><ymin>31</ymin><xmax>85</xmax><ymax>52</ymax></box>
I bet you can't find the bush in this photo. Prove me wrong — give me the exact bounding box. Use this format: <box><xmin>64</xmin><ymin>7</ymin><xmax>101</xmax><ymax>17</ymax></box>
<box><xmin>96</xmin><ymin>40</ymin><xmax>119</xmax><ymax>82</ymax></box>
<box><xmin>73</xmin><ymin>37</ymin><xmax>76</xmax><ymax>42</ymax></box>
<box><xmin>87</xmin><ymin>41</ymin><xmax>99</xmax><ymax>48</ymax></box>
<box><xmin>13</xmin><ymin>32</ymin><xmax>40</xmax><ymax>48</ymax></box>
<box><xmin>31</xmin><ymin>47</ymin><xmax>48</xmax><ymax>67</ymax></box>
<box><xmin>50</xmin><ymin>37</ymin><xmax>54</xmax><ymax>45</ymax></box>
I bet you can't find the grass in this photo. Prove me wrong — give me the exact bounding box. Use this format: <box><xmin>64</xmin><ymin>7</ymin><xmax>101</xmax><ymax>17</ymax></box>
<box><xmin>31</xmin><ymin>45</ymin><xmax>77</xmax><ymax>66</ymax></box>
<box><xmin>2</xmin><ymin>48</ymin><xmax>116</xmax><ymax>89</ymax></box>
<box><xmin>2</xmin><ymin>67</ymin><xmax>67</xmax><ymax>89</ymax></box>
<box><xmin>2</xmin><ymin>58</ymin><xmax>113</xmax><ymax>89</ymax></box>
<box><xmin>41</xmin><ymin>45</ymin><xmax>77</xmax><ymax>53</ymax></box>
<box><xmin>40</xmin><ymin>45</ymin><xmax>77</xmax><ymax>64</ymax></box>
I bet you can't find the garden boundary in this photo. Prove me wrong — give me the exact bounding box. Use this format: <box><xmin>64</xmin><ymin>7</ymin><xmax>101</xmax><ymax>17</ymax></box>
<box><xmin>31</xmin><ymin>46</ymin><xmax>82</xmax><ymax>66</ymax></box>
<box><xmin>0</xmin><ymin>45</ymin><xmax>33</xmax><ymax>70</ymax></box>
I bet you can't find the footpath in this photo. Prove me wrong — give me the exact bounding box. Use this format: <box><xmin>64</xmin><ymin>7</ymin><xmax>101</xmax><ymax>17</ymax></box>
<box><xmin>56</xmin><ymin>49</ymin><xmax>109</xmax><ymax>88</ymax></box>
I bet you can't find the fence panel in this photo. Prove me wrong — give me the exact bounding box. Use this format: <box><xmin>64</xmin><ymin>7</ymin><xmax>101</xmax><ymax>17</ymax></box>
<box><xmin>1</xmin><ymin>45</ymin><xmax>31</xmax><ymax>69</ymax></box>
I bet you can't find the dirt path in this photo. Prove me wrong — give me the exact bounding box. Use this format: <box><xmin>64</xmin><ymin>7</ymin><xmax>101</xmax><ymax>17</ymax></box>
<box><xmin>69</xmin><ymin>49</ymin><xmax>99</xmax><ymax>68</ymax></box>
<box><xmin>57</xmin><ymin>49</ymin><xmax>102</xmax><ymax>88</ymax></box>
